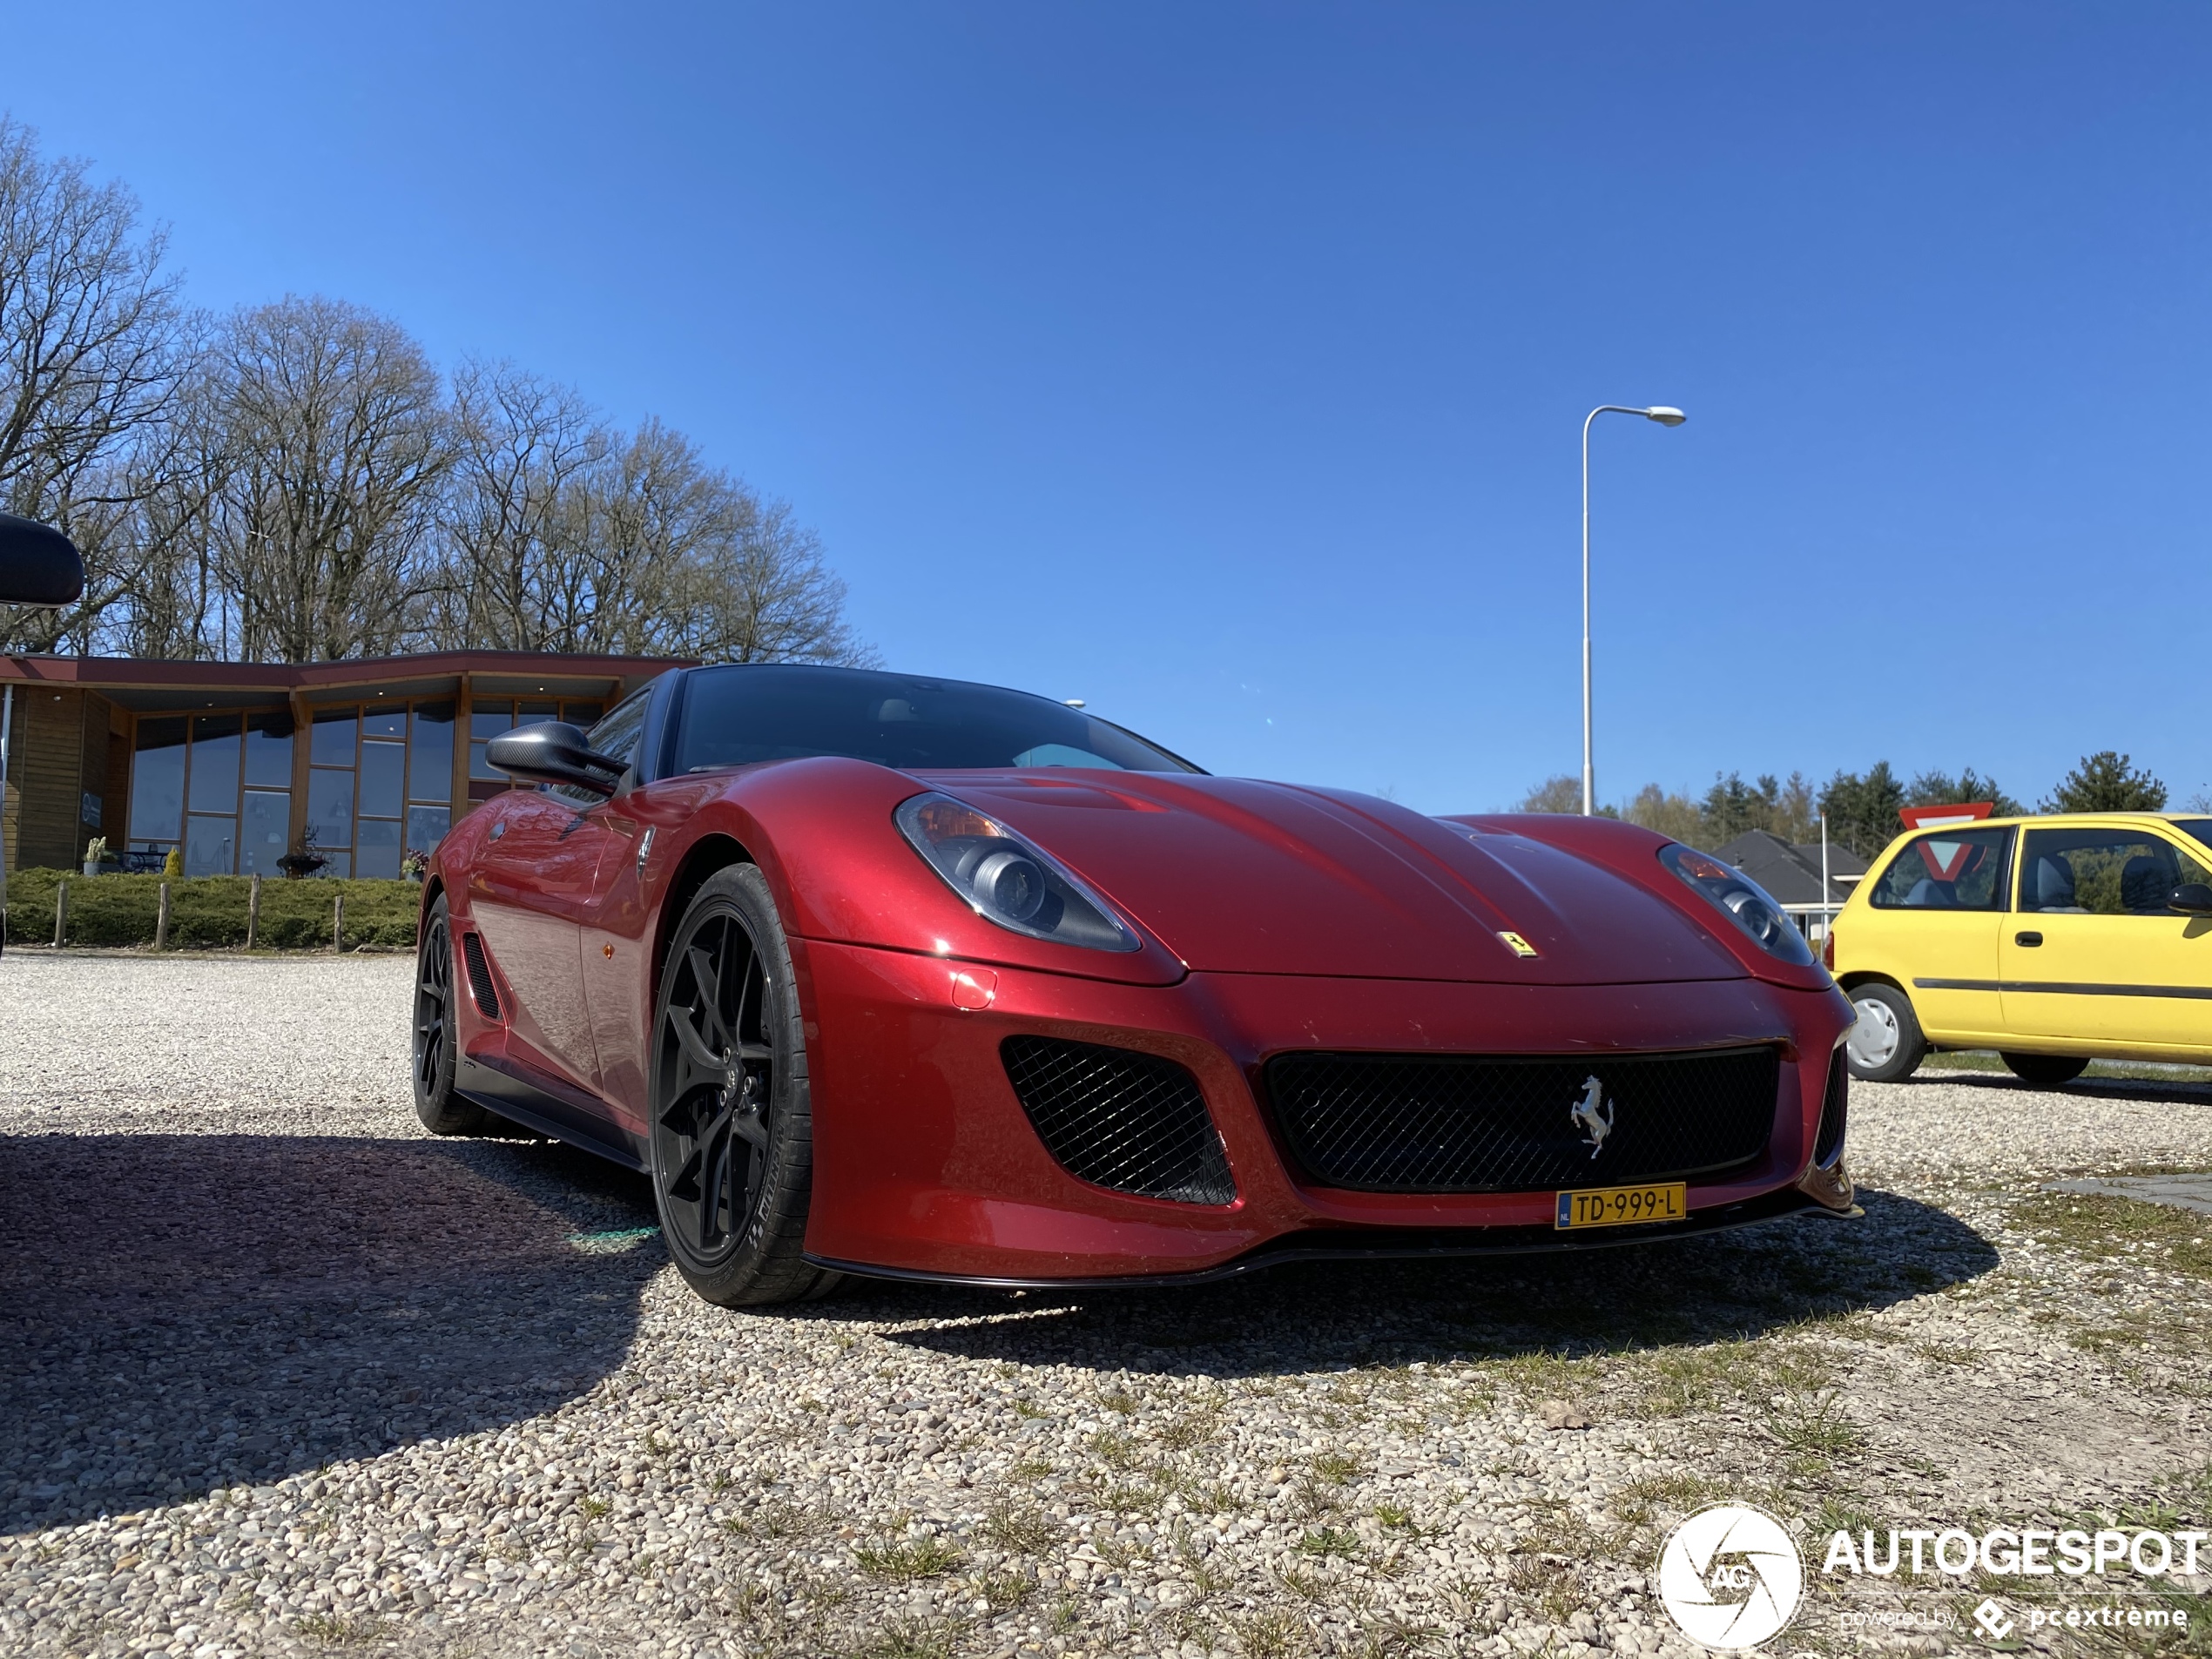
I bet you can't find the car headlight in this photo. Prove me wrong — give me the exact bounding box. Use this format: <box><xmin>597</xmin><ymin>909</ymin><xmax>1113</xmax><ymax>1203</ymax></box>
<box><xmin>1658</xmin><ymin>843</ymin><xmax>1817</xmax><ymax>966</ymax></box>
<box><xmin>895</xmin><ymin>792</ymin><xmax>1141</xmax><ymax>952</ymax></box>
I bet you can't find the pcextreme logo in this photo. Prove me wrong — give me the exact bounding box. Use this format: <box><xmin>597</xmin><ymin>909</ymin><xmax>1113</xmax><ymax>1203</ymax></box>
<box><xmin>1657</xmin><ymin>1504</ymin><xmax>1805</xmax><ymax>1650</ymax></box>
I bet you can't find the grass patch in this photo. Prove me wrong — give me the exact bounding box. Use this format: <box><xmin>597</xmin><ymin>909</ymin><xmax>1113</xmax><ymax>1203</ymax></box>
<box><xmin>977</xmin><ymin>1501</ymin><xmax>1055</xmax><ymax>1554</ymax></box>
<box><xmin>1157</xmin><ymin>1402</ymin><xmax>1223</xmax><ymax>1451</ymax></box>
<box><xmin>1372</xmin><ymin>1502</ymin><xmax>1426</xmax><ymax>1536</ymax></box>
<box><xmin>1226</xmin><ymin>1606</ymin><xmax>1312</xmax><ymax>1658</ymax></box>
<box><xmin>2014</xmin><ymin>1190</ymin><xmax>2212</xmax><ymax>1282</ymax></box>
<box><xmin>1088</xmin><ymin>1428</ymin><xmax>1142</xmax><ymax>1471</ymax></box>
<box><xmin>1309</xmin><ymin>1451</ymin><xmax>1364</xmax><ymax>1487</ymax></box>
<box><xmin>854</xmin><ymin>1535</ymin><xmax>964</xmax><ymax>1581</ymax></box>
<box><xmin>860</xmin><ymin>1616</ymin><xmax>961</xmax><ymax>1659</ymax></box>
<box><xmin>722</xmin><ymin>1496</ymin><xmax>824</xmax><ymax>1540</ymax></box>
<box><xmin>1610</xmin><ymin>1470</ymin><xmax>1735</xmax><ymax>1539</ymax></box>
<box><xmin>293</xmin><ymin>1611</ymin><xmax>392</xmax><ymax>1644</ymax></box>
<box><xmin>1636</xmin><ymin>1338</ymin><xmax>1833</xmax><ymax>1417</ymax></box>
<box><xmin>974</xmin><ymin>1567</ymin><xmax>1034</xmax><ymax>1614</ymax></box>
<box><xmin>1297</xmin><ymin>1525</ymin><xmax>1363</xmax><ymax>1560</ymax></box>
<box><xmin>1770</xmin><ymin>1392</ymin><xmax>1867</xmax><ymax>1470</ymax></box>
<box><xmin>9</xmin><ymin>867</ymin><xmax>421</xmax><ymax>949</ymax></box>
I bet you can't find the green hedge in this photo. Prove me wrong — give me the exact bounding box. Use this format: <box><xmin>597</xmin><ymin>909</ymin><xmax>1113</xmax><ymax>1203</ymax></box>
<box><xmin>0</xmin><ymin>868</ymin><xmax>423</xmax><ymax>950</ymax></box>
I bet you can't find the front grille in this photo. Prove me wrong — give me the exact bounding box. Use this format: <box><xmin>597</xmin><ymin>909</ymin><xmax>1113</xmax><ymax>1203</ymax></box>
<box><xmin>461</xmin><ymin>932</ymin><xmax>501</xmax><ymax>1019</ymax></box>
<box><xmin>1265</xmin><ymin>1046</ymin><xmax>1780</xmax><ymax>1192</ymax></box>
<box><xmin>1813</xmin><ymin>1049</ymin><xmax>1848</xmax><ymax>1166</ymax></box>
<box><xmin>1001</xmin><ymin>1037</ymin><xmax>1236</xmax><ymax>1205</ymax></box>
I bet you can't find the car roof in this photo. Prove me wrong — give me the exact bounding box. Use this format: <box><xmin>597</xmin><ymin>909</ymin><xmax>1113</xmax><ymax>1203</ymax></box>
<box><xmin>1919</xmin><ymin>812</ymin><xmax>2203</xmax><ymax>830</ymax></box>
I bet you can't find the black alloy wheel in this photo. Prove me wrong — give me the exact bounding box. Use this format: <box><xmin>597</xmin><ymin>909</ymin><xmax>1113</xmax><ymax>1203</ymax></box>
<box><xmin>413</xmin><ymin>896</ymin><xmax>492</xmax><ymax>1135</ymax></box>
<box><xmin>647</xmin><ymin>865</ymin><xmax>835</xmax><ymax>1306</ymax></box>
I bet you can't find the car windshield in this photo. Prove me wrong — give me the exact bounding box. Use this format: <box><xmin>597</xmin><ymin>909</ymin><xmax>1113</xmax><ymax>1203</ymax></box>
<box><xmin>2180</xmin><ymin>819</ymin><xmax>2212</xmax><ymax>858</ymax></box>
<box><xmin>671</xmin><ymin>664</ymin><xmax>1204</xmax><ymax>774</ymax></box>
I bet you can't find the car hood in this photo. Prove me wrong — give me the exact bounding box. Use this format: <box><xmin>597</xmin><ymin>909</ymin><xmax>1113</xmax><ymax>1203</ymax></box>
<box><xmin>929</xmin><ymin>772</ymin><xmax>1747</xmax><ymax>985</ymax></box>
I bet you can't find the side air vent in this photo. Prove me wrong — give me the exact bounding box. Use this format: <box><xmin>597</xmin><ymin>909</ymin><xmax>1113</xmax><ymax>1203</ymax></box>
<box><xmin>461</xmin><ymin>932</ymin><xmax>502</xmax><ymax>1020</ymax></box>
<box><xmin>1813</xmin><ymin>1048</ymin><xmax>1848</xmax><ymax>1167</ymax></box>
<box><xmin>1000</xmin><ymin>1037</ymin><xmax>1236</xmax><ymax>1206</ymax></box>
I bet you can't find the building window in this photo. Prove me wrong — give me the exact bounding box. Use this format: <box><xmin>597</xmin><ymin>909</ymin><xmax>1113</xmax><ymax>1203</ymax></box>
<box><xmin>116</xmin><ymin>685</ymin><xmax>625</xmax><ymax>877</ymax></box>
<box><xmin>307</xmin><ymin>706</ymin><xmax>360</xmax><ymax>876</ymax></box>
<box><xmin>468</xmin><ymin>702</ymin><xmax>513</xmax><ymax>786</ymax></box>
<box><xmin>132</xmin><ymin>710</ymin><xmax>295</xmax><ymax>873</ymax></box>
<box><xmin>242</xmin><ymin>789</ymin><xmax>289</xmax><ymax>876</ymax></box>
<box><xmin>408</xmin><ymin>700</ymin><xmax>455</xmax><ymax>857</ymax></box>
<box><xmin>241</xmin><ymin>712</ymin><xmax>293</xmax><ymax>875</ymax></box>
<box><xmin>129</xmin><ymin>717</ymin><xmax>189</xmax><ymax>852</ymax></box>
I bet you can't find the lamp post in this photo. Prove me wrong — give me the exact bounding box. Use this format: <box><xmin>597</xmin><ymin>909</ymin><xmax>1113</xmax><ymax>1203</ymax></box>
<box><xmin>1581</xmin><ymin>404</ymin><xmax>1686</xmax><ymax>815</ymax></box>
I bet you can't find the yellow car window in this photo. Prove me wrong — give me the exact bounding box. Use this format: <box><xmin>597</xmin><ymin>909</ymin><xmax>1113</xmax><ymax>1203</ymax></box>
<box><xmin>2019</xmin><ymin>827</ymin><xmax>2212</xmax><ymax>916</ymax></box>
<box><xmin>1868</xmin><ymin>826</ymin><xmax>2013</xmax><ymax>910</ymax></box>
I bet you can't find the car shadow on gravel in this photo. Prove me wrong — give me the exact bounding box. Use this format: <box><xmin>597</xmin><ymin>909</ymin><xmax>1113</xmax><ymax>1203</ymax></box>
<box><xmin>0</xmin><ymin>1131</ymin><xmax>662</xmax><ymax>1534</ymax></box>
<box><xmin>867</xmin><ymin>1187</ymin><xmax>1999</xmax><ymax>1379</ymax></box>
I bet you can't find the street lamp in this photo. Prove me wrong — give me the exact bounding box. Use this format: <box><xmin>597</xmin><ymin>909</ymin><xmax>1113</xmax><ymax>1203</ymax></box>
<box><xmin>1581</xmin><ymin>404</ymin><xmax>1686</xmax><ymax>815</ymax></box>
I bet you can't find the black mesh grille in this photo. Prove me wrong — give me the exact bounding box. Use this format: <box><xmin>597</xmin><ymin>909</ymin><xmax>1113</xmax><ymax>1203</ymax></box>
<box><xmin>1265</xmin><ymin>1046</ymin><xmax>1780</xmax><ymax>1192</ymax></box>
<box><xmin>1813</xmin><ymin>1049</ymin><xmax>1848</xmax><ymax>1166</ymax></box>
<box><xmin>1001</xmin><ymin>1037</ymin><xmax>1235</xmax><ymax>1205</ymax></box>
<box><xmin>461</xmin><ymin>932</ymin><xmax>501</xmax><ymax>1020</ymax></box>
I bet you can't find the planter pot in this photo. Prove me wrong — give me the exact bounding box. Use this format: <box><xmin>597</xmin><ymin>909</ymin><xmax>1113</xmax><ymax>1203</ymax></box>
<box><xmin>82</xmin><ymin>860</ymin><xmax>99</xmax><ymax>876</ymax></box>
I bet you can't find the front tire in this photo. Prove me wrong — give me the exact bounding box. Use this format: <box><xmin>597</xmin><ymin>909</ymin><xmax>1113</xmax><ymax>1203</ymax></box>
<box><xmin>2000</xmin><ymin>1052</ymin><xmax>2090</xmax><ymax>1088</ymax></box>
<box><xmin>414</xmin><ymin>896</ymin><xmax>495</xmax><ymax>1135</ymax></box>
<box><xmin>647</xmin><ymin>866</ymin><xmax>836</xmax><ymax>1307</ymax></box>
<box><xmin>1844</xmin><ymin>981</ymin><xmax>1927</xmax><ymax>1082</ymax></box>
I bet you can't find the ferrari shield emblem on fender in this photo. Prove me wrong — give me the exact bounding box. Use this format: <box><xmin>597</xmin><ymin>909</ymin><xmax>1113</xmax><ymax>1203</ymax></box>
<box><xmin>1496</xmin><ymin>929</ymin><xmax>1539</xmax><ymax>958</ymax></box>
<box><xmin>1570</xmin><ymin>1075</ymin><xmax>1614</xmax><ymax>1157</ymax></box>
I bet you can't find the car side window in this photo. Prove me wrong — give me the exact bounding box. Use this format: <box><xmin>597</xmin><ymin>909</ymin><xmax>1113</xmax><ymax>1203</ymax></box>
<box><xmin>2019</xmin><ymin>827</ymin><xmax>2212</xmax><ymax>916</ymax></box>
<box><xmin>1868</xmin><ymin>826</ymin><xmax>2013</xmax><ymax>911</ymax></box>
<box><xmin>548</xmin><ymin>694</ymin><xmax>652</xmax><ymax>808</ymax></box>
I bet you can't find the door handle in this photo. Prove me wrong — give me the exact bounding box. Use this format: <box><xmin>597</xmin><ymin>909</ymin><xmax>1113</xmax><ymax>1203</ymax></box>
<box><xmin>2014</xmin><ymin>930</ymin><xmax>2042</xmax><ymax>948</ymax></box>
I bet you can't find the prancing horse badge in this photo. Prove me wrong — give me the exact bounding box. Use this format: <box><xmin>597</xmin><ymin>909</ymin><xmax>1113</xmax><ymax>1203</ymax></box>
<box><xmin>1569</xmin><ymin>1075</ymin><xmax>1614</xmax><ymax>1158</ymax></box>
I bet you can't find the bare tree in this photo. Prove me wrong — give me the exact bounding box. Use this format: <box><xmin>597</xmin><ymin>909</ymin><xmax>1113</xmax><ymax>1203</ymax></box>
<box><xmin>561</xmin><ymin>418</ymin><xmax>726</xmax><ymax>656</ymax></box>
<box><xmin>431</xmin><ymin>359</ymin><xmax>606</xmax><ymax>651</ymax></box>
<box><xmin>0</xmin><ymin>123</ymin><xmax>869</xmax><ymax>669</ymax></box>
<box><xmin>0</xmin><ymin>118</ymin><xmax>193</xmax><ymax>651</ymax></box>
<box><xmin>434</xmin><ymin>408</ymin><xmax>872</xmax><ymax>666</ymax></box>
<box><xmin>668</xmin><ymin>488</ymin><xmax>873</xmax><ymax>665</ymax></box>
<box><xmin>215</xmin><ymin>297</ymin><xmax>448</xmax><ymax>662</ymax></box>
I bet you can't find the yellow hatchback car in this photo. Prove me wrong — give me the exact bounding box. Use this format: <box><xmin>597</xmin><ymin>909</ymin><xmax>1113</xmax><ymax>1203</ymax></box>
<box><xmin>1829</xmin><ymin>812</ymin><xmax>2212</xmax><ymax>1084</ymax></box>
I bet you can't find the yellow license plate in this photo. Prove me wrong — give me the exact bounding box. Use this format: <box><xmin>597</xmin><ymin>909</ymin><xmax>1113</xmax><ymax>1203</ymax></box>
<box><xmin>1554</xmin><ymin>1182</ymin><xmax>1686</xmax><ymax>1230</ymax></box>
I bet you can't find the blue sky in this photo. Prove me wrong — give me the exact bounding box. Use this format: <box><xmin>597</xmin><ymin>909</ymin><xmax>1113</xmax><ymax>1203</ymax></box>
<box><xmin>10</xmin><ymin>3</ymin><xmax>2209</xmax><ymax>812</ymax></box>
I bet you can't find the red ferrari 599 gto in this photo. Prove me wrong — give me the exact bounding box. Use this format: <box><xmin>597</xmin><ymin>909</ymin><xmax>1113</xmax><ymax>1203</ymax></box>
<box><xmin>414</xmin><ymin>664</ymin><xmax>1857</xmax><ymax>1306</ymax></box>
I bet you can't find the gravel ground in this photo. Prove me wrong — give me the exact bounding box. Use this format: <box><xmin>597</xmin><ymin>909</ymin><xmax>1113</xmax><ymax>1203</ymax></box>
<box><xmin>3</xmin><ymin>951</ymin><xmax>2209</xmax><ymax>1659</ymax></box>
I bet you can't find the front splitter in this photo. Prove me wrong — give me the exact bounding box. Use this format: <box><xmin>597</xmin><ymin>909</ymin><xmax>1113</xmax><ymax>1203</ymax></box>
<box><xmin>806</xmin><ymin>1184</ymin><xmax>1844</xmax><ymax>1291</ymax></box>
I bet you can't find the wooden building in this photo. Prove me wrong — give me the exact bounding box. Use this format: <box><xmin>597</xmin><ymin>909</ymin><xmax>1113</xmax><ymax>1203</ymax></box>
<box><xmin>0</xmin><ymin>651</ymin><xmax>683</xmax><ymax>877</ymax></box>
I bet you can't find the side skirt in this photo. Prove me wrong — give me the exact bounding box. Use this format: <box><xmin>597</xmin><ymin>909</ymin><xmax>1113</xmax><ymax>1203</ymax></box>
<box><xmin>805</xmin><ymin>1186</ymin><xmax>1834</xmax><ymax>1291</ymax></box>
<box><xmin>456</xmin><ymin>1054</ymin><xmax>646</xmax><ymax>1171</ymax></box>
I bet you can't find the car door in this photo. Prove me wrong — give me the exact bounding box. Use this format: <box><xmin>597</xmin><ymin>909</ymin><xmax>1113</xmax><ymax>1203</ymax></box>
<box><xmin>578</xmin><ymin>796</ymin><xmax>657</xmax><ymax>1136</ymax></box>
<box><xmin>1862</xmin><ymin>825</ymin><xmax>2013</xmax><ymax>1042</ymax></box>
<box><xmin>469</xmin><ymin>780</ymin><xmax>611</xmax><ymax>1097</ymax></box>
<box><xmin>545</xmin><ymin>693</ymin><xmax>659</xmax><ymax>1138</ymax></box>
<box><xmin>2000</xmin><ymin>824</ymin><xmax>2212</xmax><ymax>1054</ymax></box>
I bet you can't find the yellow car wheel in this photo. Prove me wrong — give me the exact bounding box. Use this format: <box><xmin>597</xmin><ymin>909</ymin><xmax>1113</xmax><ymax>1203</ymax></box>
<box><xmin>1845</xmin><ymin>982</ymin><xmax>1925</xmax><ymax>1083</ymax></box>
